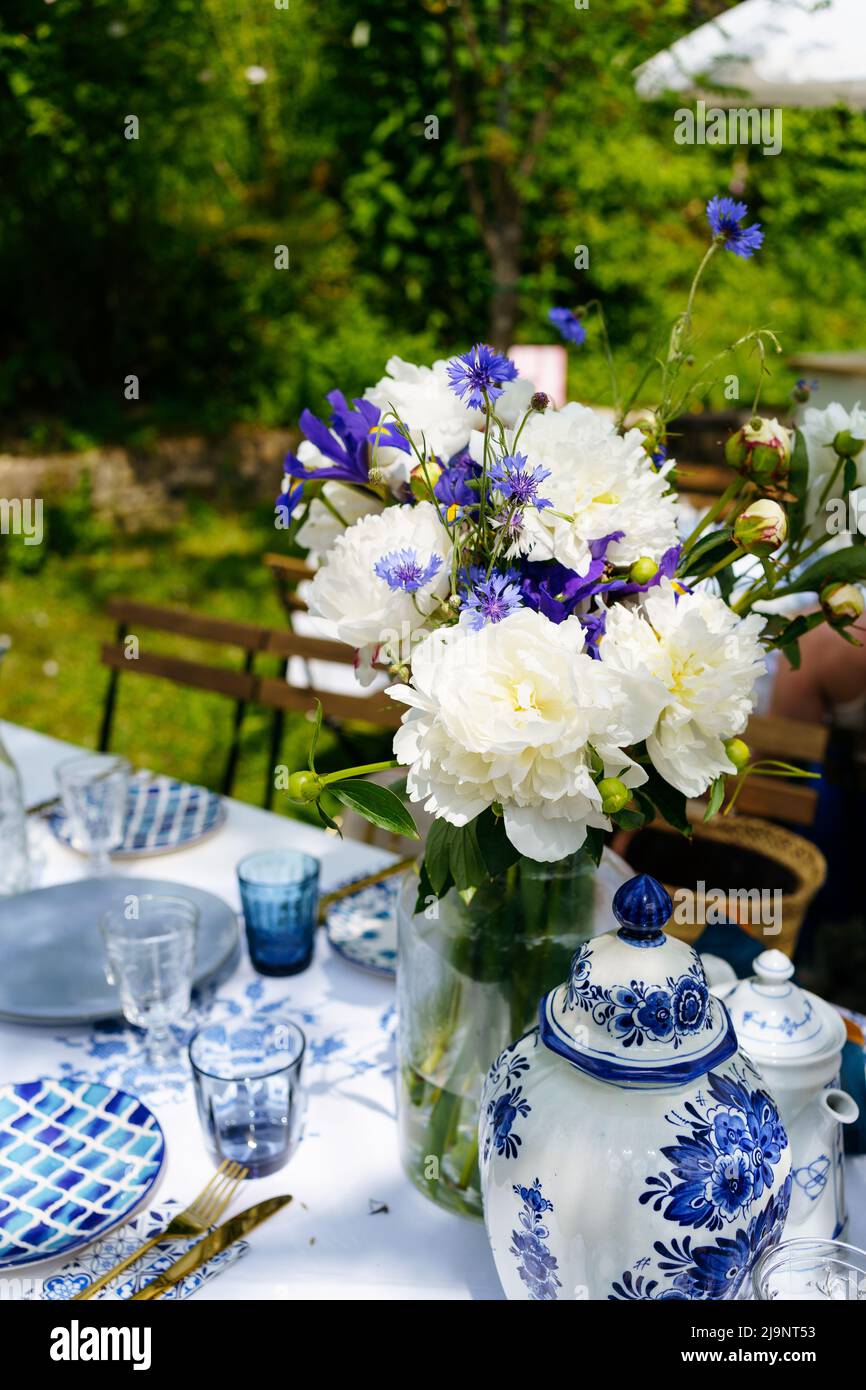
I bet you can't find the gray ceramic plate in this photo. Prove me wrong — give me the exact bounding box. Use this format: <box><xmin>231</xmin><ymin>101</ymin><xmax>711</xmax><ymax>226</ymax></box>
<box><xmin>0</xmin><ymin>877</ymin><xmax>240</xmax><ymax>1025</ymax></box>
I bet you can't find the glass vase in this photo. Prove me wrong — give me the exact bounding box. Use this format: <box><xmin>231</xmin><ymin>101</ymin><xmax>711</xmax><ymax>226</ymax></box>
<box><xmin>396</xmin><ymin>849</ymin><xmax>627</xmax><ymax>1219</ymax></box>
<box><xmin>0</xmin><ymin>729</ymin><xmax>30</xmax><ymax>895</ymax></box>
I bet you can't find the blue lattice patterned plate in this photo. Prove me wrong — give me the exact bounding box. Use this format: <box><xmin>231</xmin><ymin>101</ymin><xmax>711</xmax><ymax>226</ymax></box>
<box><xmin>325</xmin><ymin>877</ymin><xmax>400</xmax><ymax>978</ymax></box>
<box><xmin>49</xmin><ymin>776</ymin><xmax>225</xmax><ymax>859</ymax></box>
<box><xmin>0</xmin><ymin>1078</ymin><xmax>165</xmax><ymax>1269</ymax></box>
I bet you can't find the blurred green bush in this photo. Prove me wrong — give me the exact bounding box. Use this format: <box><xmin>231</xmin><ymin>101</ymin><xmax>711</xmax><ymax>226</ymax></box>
<box><xmin>1</xmin><ymin>0</ymin><xmax>866</xmax><ymax>439</ymax></box>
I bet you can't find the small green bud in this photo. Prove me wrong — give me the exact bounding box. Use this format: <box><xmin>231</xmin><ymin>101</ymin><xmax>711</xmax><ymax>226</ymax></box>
<box><xmin>598</xmin><ymin>777</ymin><xmax>630</xmax><ymax>816</ymax></box>
<box><xmin>724</xmin><ymin>738</ymin><xmax>750</xmax><ymax>772</ymax></box>
<box><xmin>409</xmin><ymin>458</ymin><xmax>442</xmax><ymax>503</ymax></box>
<box><xmin>287</xmin><ymin>770</ymin><xmax>323</xmax><ymax>803</ymax></box>
<box><xmin>821</xmin><ymin>582</ymin><xmax>864</xmax><ymax>627</ymax></box>
<box><xmin>732</xmin><ymin>499</ymin><xmax>787</xmax><ymax>556</ymax></box>
<box><xmin>629</xmin><ymin>556</ymin><xmax>659</xmax><ymax>586</ymax></box>
<box><xmin>832</xmin><ymin>430</ymin><xmax>865</xmax><ymax>460</ymax></box>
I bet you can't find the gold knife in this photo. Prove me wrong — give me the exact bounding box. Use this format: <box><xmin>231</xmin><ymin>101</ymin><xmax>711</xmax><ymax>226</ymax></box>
<box><xmin>129</xmin><ymin>1194</ymin><xmax>292</xmax><ymax>1301</ymax></box>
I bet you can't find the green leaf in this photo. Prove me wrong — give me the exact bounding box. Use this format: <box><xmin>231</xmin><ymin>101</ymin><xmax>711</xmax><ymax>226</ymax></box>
<box><xmin>447</xmin><ymin>822</ymin><xmax>488</xmax><ymax>892</ymax></box>
<box><xmin>844</xmin><ymin>457</ymin><xmax>857</xmax><ymax>495</ymax></box>
<box><xmin>611</xmin><ymin>807</ymin><xmax>645</xmax><ymax>831</ymax></box>
<box><xmin>774</xmin><ymin>546</ymin><xmax>866</xmax><ymax>598</ymax></box>
<box><xmin>641</xmin><ymin>766</ymin><xmax>691</xmax><ymax>835</ymax></box>
<box><xmin>787</xmin><ymin>428</ymin><xmax>809</xmax><ymax>543</ymax></box>
<box><xmin>329</xmin><ymin>779</ymin><xmax>419</xmax><ymax>839</ymax></box>
<box><xmin>633</xmin><ymin>790</ymin><xmax>657</xmax><ymax>826</ymax></box>
<box><xmin>414</xmin><ymin>861</ymin><xmax>438</xmax><ymax>917</ymax></box>
<box><xmin>769</xmin><ymin>610</ymin><xmax>825</xmax><ymax>650</ymax></box>
<box><xmin>308</xmin><ymin>699</ymin><xmax>323</xmax><ymax>773</ymax></box>
<box><xmin>475</xmin><ymin>809</ymin><xmax>522</xmax><ymax>879</ymax></box>
<box><xmin>780</xmin><ymin>639</ymin><xmax>802</xmax><ymax>670</ymax></box>
<box><xmin>424</xmin><ymin>819</ymin><xmax>454</xmax><ymax>896</ymax></box>
<box><xmin>703</xmin><ymin>775</ymin><xmax>725</xmax><ymax>821</ymax></box>
<box><xmin>316</xmin><ymin>801</ymin><xmax>342</xmax><ymax>836</ymax></box>
<box><xmin>583</xmin><ymin>827</ymin><xmax>606</xmax><ymax>866</ymax></box>
<box><xmin>679</xmin><ymin>530</ymin><xmax>733</xmax><ymax>577</ymax></box>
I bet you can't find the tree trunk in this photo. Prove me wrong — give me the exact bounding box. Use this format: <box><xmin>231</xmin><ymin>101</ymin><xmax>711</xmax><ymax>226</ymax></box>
<box><xmin>486</xmin><ymin>219</ymin><xmax>522</xmax><ymax>351</ymax></box>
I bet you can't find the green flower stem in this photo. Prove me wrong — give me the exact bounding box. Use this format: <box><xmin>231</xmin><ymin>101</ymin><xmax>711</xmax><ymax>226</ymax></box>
<box><xmin>319</xmin><ymin>759</ymin><xmax>399</xmax><ymax>785</ymax></box>
<box><xmin>682</xmin><ymin>478</ymin><xmax>744</xmax><ymax>553</ymax></box>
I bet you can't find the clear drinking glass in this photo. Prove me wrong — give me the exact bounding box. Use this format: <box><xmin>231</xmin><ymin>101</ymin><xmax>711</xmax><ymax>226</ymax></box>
<box><xmin>101</xmin><ymin>895</ymin><xmax>198</xmax><ymax>1065</ymax></box>
<box><xmin>56</xmin><ymin>753</ymin><xmax>130</xmax><ymax>874</ymax></box>
<box><xmin>753</xmin><ymin>1238</ymin><xmax>866</xmax><ymax>1300</ymax></box>
<box><xmin>189</xmin><ymin>1013</ymin><xmax>306</xmax><ymax>1177</ymax></box>
<box><xmin>237</xmin><ymin>850</ymin><xmax>319</xmax><ymax>976</ymax></box>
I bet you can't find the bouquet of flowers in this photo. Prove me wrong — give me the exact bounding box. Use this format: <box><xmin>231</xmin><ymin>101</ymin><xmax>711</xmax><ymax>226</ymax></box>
<box><xmin>278</xmin><ymin>195</ymin><xmax>866</xmax><ymax>1213</ymax></box>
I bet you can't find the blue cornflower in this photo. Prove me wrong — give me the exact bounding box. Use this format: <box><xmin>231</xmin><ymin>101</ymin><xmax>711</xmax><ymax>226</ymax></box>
<box><xmin>459</xmin><ymin>568</ymin><xmax>523</xmax><ymax>630</ymax></box>
<box><xmin>489</xmin><ymin>452</ymin><xmax>552</xmax><ymax>510</ymax></box>
<box><xmin>374</xmin><ymin>548</ymin><xmax>443</xmax><ymax>593</ymax></box>
<box><xmin>446</xmin><ymin>343</ymin><xmax>518</xmax><ymax>410</ymax></box>
<box><xmin>706</xmin><ymin>196</ymin><xmax>764</xmax><ymax>259</ymax></box>
<box><xmin>548</xmin><ymin>307</ymin><xmax>587</xmax><ymax>346</ymax></box>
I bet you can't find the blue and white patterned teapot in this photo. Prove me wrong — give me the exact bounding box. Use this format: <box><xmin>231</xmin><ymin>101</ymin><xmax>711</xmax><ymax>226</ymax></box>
<box><xmin>479</xmin><ymin>874</ymin><xmax>792</xmax><ymax>1301</ymax></box>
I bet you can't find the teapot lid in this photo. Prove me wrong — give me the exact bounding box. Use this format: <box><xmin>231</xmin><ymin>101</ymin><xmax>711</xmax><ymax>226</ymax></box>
<box><xmin>539</xmin><ymin>874</ymin><xmax>737</xmax><ymax>1089</ymax></box>
<box><xmin>722</xmin><ymin>949</ymin><xmax>845</xmax><ymax>1063</ymax></box>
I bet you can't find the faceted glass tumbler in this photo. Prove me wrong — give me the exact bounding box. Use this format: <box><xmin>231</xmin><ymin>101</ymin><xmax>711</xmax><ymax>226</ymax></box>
<box><xmin>189</xmin><ymin>1013</ymin><xmax>306</xmax><ymax>1178</ymax></box>
<box><xmin>237</xmin><ymin>850</ymin><xmax>319</xmax><ymax>976</ymax></box>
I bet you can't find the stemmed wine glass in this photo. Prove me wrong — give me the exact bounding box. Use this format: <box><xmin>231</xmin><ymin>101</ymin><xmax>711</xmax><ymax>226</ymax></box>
<box><xmin>56</xmin><ymin>753</ymin><xmax>130</xmax><ymax>874</ymax></box>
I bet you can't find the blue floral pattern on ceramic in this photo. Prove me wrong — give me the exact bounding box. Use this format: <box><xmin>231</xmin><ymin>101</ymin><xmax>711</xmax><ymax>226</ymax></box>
<box><xmin>611</xmin><ymin>1176</ymin><xmax>792</xmax><ymax>1300</ymax></box>
<box><xmin>564</xmin><ymin>943</ymin><xmax>711</xmax><ymax>1049</ymax></box>
<box><xmin>510</xmin><ymin>1179</ymin><xmax>561</xmax><ymax>1301</ymax></box>
<box><xmin>0</xmin><ymin>1078</ymin><xmax>164</xmax><ymax>1269</ymax></box>
<box><xmin>639</xmin><ymin>1063</ymin><xmax>788</xmax><ymax>1232</ymax></box>
<box><xmin>793</xmin><ymin>1154</ymin><xmax>830</xmax><ymax>1201</ymax></box>
<box><xmin>481</xmin><ymin>1035</ymin><xmax>536</xmax><ymax>1162</ymax></box>
<box><xmin>325</xmin><ymin>877</ymin><xmax>400</xmax><ymax>978</ymax></box>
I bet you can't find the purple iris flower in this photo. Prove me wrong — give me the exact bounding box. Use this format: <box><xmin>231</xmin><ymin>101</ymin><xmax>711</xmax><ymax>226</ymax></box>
<box><xmin>284</xmin><ymin>391</ymin><xmax>408</xmax><ymax>488</ymax></box>
<box><xmin>275</xmin><ymin>478</ymin><xmax>303</xmax><ymax>520</ymax></box>
<box><xmin>447</xmin><ymin>344</ymin><xmax>518</xmax><ymax>410</ymax></box>
<box><xmin>459</xmin><ymin>567</ymin><xmax>523</xmax><ymax>630</ymax></box>
<box><xmin>581</xmin><ymin>609</ymin><xmax>606</xmax><ymax>659</ymax></box>
<box><xmin>489</xmin><ymin>453</ymin><xmax>552</xmax><ymax>510</ymax></box>
<box><xmin>519</xmin><ymin>534</ymin><xmax>624</xmax><ymax>624</ymax></box>
<box><xmin>374</xmin><ymin>548</ymin><xmax>443</xmax><ymax>593</ymax></box>
<box><xmin>706</xmin><ymin>196</ymin><xmax>764</xmax><ymax>259</ymax></box>
<box><xmin>548</xmin><ymin>307</ymin><xmax>587</xmax><ymax>346</ymax></box>
<box><xmin>435</xmin><ymin>449</ymin><xmax>480</xmax><ymax>510</ymax></box>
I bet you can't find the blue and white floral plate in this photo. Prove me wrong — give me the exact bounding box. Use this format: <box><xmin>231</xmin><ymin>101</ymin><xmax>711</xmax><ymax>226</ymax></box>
<box><xmin>49</xmin><ymin>776</ymin><xmax>225</xmax><ymax>859</ymax></box>
<box><xmin>0</xmin><ymin>1078</ymin><xmax>165</xmax><ymax>1270</ymax></box>
<box><xmin>325</xmin><ymin>877</ymin><xmax>400</xmax><ymax>978</ymax></box>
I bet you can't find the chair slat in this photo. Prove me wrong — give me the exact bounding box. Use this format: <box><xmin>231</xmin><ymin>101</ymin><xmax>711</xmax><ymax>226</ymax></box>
<box><xmin>732</xmin><ymin>776</ymin><xmax>818</xmax><ymax>826</ymax></box>
<box><xmin>255</xmin><ymin>675</ymin><xmax>403</xmax><ymax>728</ymax></box>
<box><xmin>745</xmin><ymin>713</ymin><xmax>829</xmax><ymax>764</ymax></box>
<box><xmin>101</xmin><ymin>643</ymin><xmax>257</xmax><ymax>701</ymax></box>
<box><xmin>105</xmin><ymin>600</ymin><xmax>271</xmax><ymax>652</ymax></box>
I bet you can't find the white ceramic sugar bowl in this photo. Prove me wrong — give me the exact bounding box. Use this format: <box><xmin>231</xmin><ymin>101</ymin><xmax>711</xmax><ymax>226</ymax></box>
<box><xmin>720</xmin><ymin>950</ymin><xmax>859</xmax><ymax>1242</ymax></box>
<box><xmin>479</xmin><ymin>874</ymin><xmax>792</xmax><ymax>1302</ymax></box>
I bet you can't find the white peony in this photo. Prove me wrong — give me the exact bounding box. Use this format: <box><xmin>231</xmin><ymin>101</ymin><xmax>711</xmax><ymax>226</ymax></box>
<box><xmin>388</xmin><ymin>607</ymin><xmax>650</xmax><ymax>861</ymax></box>
<box><xmin>363</xmin><ymin>357</ymin><xmax>485</xmax><ymax>489</ymax></box>
<box><xmin>307</xmin><ymin>502</ymin><xmax>451</xmax><ymax>682</ymax></box>
<box><xmin>601</xmin><ymin>579</ymin><xmax>766</xmax><ymax>798</ymax></box>
<box><xmin>472</xmin><ymin>402</ymin><xmax>679</xmax><ymax>574</ymax></box>
<box><xmin>295</xmin><ymin>481</ymin><xmax>384</xmax><ymax>560</ymax></box>
<box><xmin>801</xmin><ymin>401</ymin><xmax>866</xmax><ymax>537</ymax></box>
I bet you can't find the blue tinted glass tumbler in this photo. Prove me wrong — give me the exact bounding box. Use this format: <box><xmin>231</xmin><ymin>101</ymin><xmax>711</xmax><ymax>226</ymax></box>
<box><xmin>237</xmin><ymin>850</ymin><xmax>319</xmax><ymax>976</ymax></box>
<box><xmin>189</xmin><ymin>1014</ymin><xmax>306</xmax><ymax>1178</ymax></box>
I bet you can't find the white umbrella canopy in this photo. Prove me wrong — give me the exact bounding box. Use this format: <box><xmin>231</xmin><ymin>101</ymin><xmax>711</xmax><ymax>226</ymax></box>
<box><xmin>636</xmin><ymin>0</ymin><xmax>866</xmax><ymax>109</ymax></box>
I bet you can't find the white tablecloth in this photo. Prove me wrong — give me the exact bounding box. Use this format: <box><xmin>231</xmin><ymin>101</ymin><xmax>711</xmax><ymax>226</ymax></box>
<box><xmin>2</xmin><ymin>722</ymin><xmax>864</xmax><ymax>1300</ymax></box>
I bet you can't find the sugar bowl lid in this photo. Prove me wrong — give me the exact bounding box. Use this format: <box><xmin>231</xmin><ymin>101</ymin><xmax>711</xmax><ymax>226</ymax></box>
<box><xmin>722</xmin><ymin>949</ymin><xmax>846</xmax><ymax>1063</ymax></box>
<box><xmin>539</xmin><ymin>874</ymin><xmax>737</xmax><ymax>1089</ymax></box>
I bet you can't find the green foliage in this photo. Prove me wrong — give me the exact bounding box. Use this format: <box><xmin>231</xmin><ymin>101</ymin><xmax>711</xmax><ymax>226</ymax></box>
<box><xmin>328</xmin><ymin>779</ymin><xmax>420</xmax><ymax>838</ymax></box>
<box><xmin>2</xmin><ymin>0</ymin><xmax>866</xmax><ymax>438</ymax></box>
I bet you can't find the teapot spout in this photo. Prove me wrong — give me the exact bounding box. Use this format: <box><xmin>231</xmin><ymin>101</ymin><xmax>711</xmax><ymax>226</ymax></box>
<box><xmin>819</xmin><ymin>1088</ymin><xmax>860</xmax><ymax>1138</ymax></box>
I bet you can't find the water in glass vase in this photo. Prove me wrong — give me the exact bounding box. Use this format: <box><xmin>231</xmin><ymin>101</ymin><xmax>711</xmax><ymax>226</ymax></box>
<box><xmin>396</xmin><ymin>850</ymin><xmax>625</xmax><ymax>1219</ymax></box>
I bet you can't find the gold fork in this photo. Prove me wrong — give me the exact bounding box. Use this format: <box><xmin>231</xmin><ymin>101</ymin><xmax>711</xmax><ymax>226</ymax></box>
<box><xmin>72</xmin><ymin>1159</ymin><xmax>248</xmax><ymax>1300</ymax></box>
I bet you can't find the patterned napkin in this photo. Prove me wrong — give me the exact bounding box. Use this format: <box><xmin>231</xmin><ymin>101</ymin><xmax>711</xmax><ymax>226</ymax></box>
<box><xmin>29</xmin><ymin>1199</ymin><xmax>249</xmax><ymax>1301</ymax></box>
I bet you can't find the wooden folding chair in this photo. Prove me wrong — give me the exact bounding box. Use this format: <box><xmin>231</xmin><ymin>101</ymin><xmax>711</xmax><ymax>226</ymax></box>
<box><xmin>98</xmin><ymin>599</ymin><xmax>400</xmax><ymax>808</ymax></box>
<box><xmin>733</xmin><ymin>712</ymin><xmax>829</xmax><ymax>827</ymax></box>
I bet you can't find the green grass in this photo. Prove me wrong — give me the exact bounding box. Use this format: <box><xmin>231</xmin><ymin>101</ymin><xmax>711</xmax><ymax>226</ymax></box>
<box><xmin>0</xmin><ymin>501</ymin><xmax>382</xmax><ymax>816</ymax></box>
